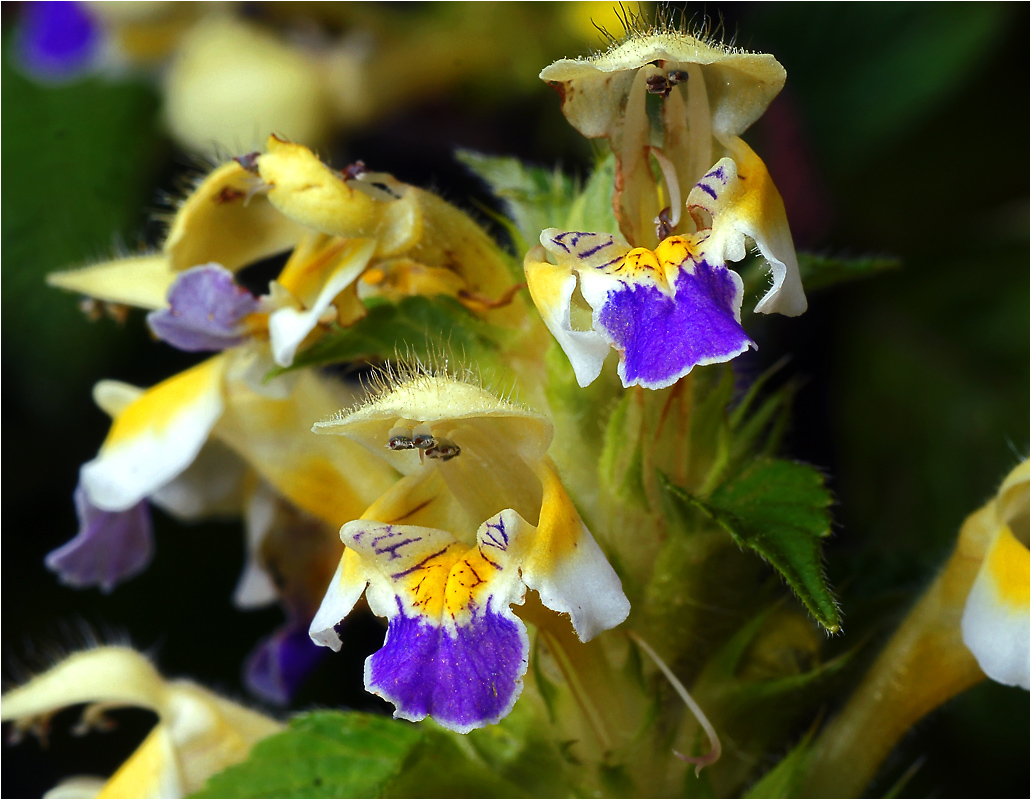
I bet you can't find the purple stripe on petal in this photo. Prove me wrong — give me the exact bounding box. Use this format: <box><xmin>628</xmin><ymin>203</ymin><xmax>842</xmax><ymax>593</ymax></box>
<box><xmin>45</xmin><ymin>485</ymin><xmax>154</xmax><ymax>593</ymax></box>
<box><xmin>597</xmin><ymin>260</ymin><xmax>754</xmax><ymax>388</ymax></box>
<box><xmin>697</xmin><ymin>182</ymin><xmax>719</xmax><ymax>200</ymax></box>
<box><xmin>245</xmin><ymin>620</ymin><xmax>327</xmax><ymax>706</ymax></box>
<box><xmin>367</xmin><ymin>600</ymin><xmax>528</xmax><ymax>732</ymax></box>
<box><xmin>147</xmin><ymin>265</ymin><xmax>260</xmax><ymax>352</ymax></box>
<box><xmin>16</xmin><ymin>1</ymin><xmax>99</xmax><ymax>82</ymax></box>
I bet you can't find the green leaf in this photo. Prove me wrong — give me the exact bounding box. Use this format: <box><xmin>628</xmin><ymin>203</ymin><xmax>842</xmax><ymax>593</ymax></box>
<box><xmin>743</xmin><ymin>730</ymin><xmax>815</xmax><ymax>799</ymax></box>
<box><xmin>564</xmin><ymin>151</ymin><xmax>619</xmax><ymax>235</ymax></box>
<box><xmin>796</xmin><ymin>252</ymin><xmax>901</xmax><ymax>292</ymax></box>
<box><xmin>194</xmin><ymin>711</ymin><xmax>524</xmax><ymax>799</ymax></box>
<box><xmin>662</xmin><ymin>461</ymin><xmax>841</xmax><ymax>632</ymax></box>
<box><xmin>382</xmin><ymin>727</ymin><xmax>525</xmax><ymax>798</ymax></box>
<box><xmin>749</xmin><ymin>4</ymin><xmax>1008</xmax><ymax>167</ymax></box>
<box><xmin>192</xmin><ymin>711</ymin><xmax>426</xmax><ymax>798</ymax></box>
<box><xmin>740</xmin><ymin>253</ymin><xmax>898</xmax><ymax>302</ymax></box>
<box><xmin>2</xmin><ymin>44</ymin><xmax>164</xmax><ymax>395</ymax></box>
<box><xmin>276</xmin><ymin>295</ymin><xmax>499</xmax><ymax>374</ymax></box>
<box><xmin>456</xmin><ymin>150</ymin><xmax>576</xmax><ymax>254</ymax></box>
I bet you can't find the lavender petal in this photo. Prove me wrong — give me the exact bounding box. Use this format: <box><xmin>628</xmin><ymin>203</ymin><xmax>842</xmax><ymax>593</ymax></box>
<box><xmin>45</xmin><ymin>485</ymin><xmax>154</xmax><ymax>593</ymax></box>
<box><xmin>245</xmin><ymin>620</ymin><xmax>327</xmax><ymax>706</ymax></box>
<box><xmin>147</xmin><ymin>264</ymin><xmax>259</xmax><ymax>352</ymax></box>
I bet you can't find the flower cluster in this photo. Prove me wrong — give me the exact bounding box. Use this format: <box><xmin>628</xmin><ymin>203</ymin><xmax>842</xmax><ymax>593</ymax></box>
<box><xmin>5</xmin><ymin>11</ymin><xmax>1027</xmax><ymax>800</ymax></box>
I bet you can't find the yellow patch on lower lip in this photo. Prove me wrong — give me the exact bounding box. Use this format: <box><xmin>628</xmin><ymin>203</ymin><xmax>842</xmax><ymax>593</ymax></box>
<box><xmin>986</xmin><ymin>525</ymin><xmax>1031</xmax><ymax>608</ymax></box>
<box><xmin>103</xmin><ymin>357</ymin><xmax>224</xmax><ymax>449</ymax></box>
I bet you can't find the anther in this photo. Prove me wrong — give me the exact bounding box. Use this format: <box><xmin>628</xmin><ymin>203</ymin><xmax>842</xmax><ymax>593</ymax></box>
<box><xmin>412</xmin><ymin>423</ymin><xmax>435</xmax><ymax>450</ymax></box>
<box><xmin>387</xmin><ymin>425</ymin><xmax>415</xmax><ymax>450</ymax></box>
<box><xmin>425</xmin><ymin>441</ymin><xmax>460</xmax><ymax>461</ymax></box>
<box><xmin>646</xmin><ymin>74</ymin><xmax>672</xmax><ymax>98</ymax></box>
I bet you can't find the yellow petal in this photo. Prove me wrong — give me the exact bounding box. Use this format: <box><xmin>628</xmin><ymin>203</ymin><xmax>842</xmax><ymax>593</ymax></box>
<box><xmin>257</xmin><ymin>136</ymin><xmax>419</xmax><ymax>257</ymax></box>
<box><xmin>164</xmin><ymin>160</ymin><xmax>307</xmax><ymax>273</ymax></box>
<box><xmin>97</xmin><ymin>725</ymin><xmax>182</xmax><ymax>799</ymax></box>
<box><xmin>524</xmin><ymin>246</ymin><xmax>610</xmax><ymax>388</ymax></box>
<box><xmin>520</xmin><ymin>459</ymin><xmax>629</xmax><ymax>641</ymax></box>
<box><xmin>82</xmin><ymin>356</ymin><xmax>226</xmax><ymax>512</ymax></box>
<box><xmin>164</xmin><ymin>18</ymin><xmax>332</xmax><ymax>156</ymax></box>
<box><xmin>310</xmin><ymin>547</ymin><xmax>373</xmax><ymax>650</ymax></box>
<box><xmin>961</xmin><ymin>525</ymin><xmax>1030</xmax><ymax>689</ymax></box>
<box><xmin>268</xmin><ymin>236</ymin><xmax>377</xmax><ymax>367</ymax></box>
<box><xmin>47</xmin><ymin>255</ymin><xmax>178</xmax><ymax>310</ymax></box>
<box><xmin>215</xmin><ymin>370</ymin><xmax>398</xmax><ymax>528</ymax></box>
<box><xmin>0</xmin><ymin>647</ymin><xmax>169</xmax><ymax>723</ymax></box>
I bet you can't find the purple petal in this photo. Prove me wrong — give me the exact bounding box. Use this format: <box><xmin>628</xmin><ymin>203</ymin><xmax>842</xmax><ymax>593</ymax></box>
<box><xmin>245</xmin><ymin>620</ymin><xmax>327</xmax><ymax>706</ymax></box>
<box><xmin>16</xmin><ymin>1</ymin><xmax>99</xmax><ymax>82</ymax></box>
<box><xmin>147</xmin><ymin>265</ymin><xmax>260</xmax><ymax>352</ymax></box>
<box><xmin>45</xmin><ymin>485</ymin><xmax>154</xmax><ymax>593</ymax></box>
<box><xmin>597</xmin><ymin>260</ymin><xmax>754</xmax><ymax>388</ymax></box>
<box><xmin>367</xmin><ymin>598</ymin><xmax>528</xmax><ymax>733</ymax></box>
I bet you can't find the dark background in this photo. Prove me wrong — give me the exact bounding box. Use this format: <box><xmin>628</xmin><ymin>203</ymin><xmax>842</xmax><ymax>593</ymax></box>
<box><xmin>3</xmin><ymin>3</ymin><xmax>1028</xmax><ymax>797</ymax></box>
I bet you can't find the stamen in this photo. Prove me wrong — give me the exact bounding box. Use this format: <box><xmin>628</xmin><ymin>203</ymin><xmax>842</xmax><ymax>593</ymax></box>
<box><xmin>425</xmin><ymin>440</ymin><xmax>460</xmax><ymax>461</ymax></box>
<box><xmin>412</xmin><ymin>423</ymin><xmax>435</xmax><ymax>450</ymax></box>
<box><xmin>649</xmin><ymin>147</ymin><xmax>682</xmax><ymax>231</ymax></box>
<box><xmin>387</xmin><ymin>425</ymin><xmax>415</xmax><ymax>450</ymax></box>
<box><xmin>629</xmin><ymin>631</ymin><xmax>721</xmax><ymax>775</ymax></box>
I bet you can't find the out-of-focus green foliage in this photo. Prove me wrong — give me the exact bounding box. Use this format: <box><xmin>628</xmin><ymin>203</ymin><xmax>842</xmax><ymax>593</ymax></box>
<box><xmin>2</xmin><ymin>47</ymin><xmax>164</xmax><ymax>389</ymax></box>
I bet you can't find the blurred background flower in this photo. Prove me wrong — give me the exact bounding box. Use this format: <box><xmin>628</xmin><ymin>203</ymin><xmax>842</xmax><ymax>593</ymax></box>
<box><xmin>2</xmin><ymin>2</ymin><xmax>1027</xmax><ymax>796</ymax></box>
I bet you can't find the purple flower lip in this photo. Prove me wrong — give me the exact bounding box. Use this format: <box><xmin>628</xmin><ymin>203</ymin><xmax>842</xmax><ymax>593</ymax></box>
<box><xmin>367</xmin><ymin>602</ymin><xmax>528</xmax><ymax>733</ymax></box>
<box><xmin>45</xmin><ymin>485</ymin><xmax>154</xmax><ymax>593</ymax></box>
<box><xmin>15</xmin><ymin>1</ymin><xmax>100</xmax><ymax>83</ymax></box>
<box><xmin>147</xmin><ymin>264</ymin><xmax>261</xmax><ymax>352</ymax></box>
<box><xmin>598</xmin><ymin>259</ymin><xmax>755</xmax><ymax>389</ymax></box>
<box><xmin>245</xmin><ymin>619</ymin><xmax>327</xmax><ymax>706</ymax></box>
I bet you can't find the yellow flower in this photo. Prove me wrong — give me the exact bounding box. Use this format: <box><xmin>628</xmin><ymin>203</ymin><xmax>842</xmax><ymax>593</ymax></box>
<box><xmin>959</xmin><ymin>459</ymin><xmax>1029</xmax><ymax>688</ymax></box>
<box><xmin>307</xmin><ymin>365</ymin><xmax>629</xmax><ymax>732</ymax></box>
<box><xmin>1</xmin><ymin>647</ymin><xmax>281</xmax><ymax>798</ymax></box>
<box><xmin>539</xmin><ymin>25</ymin><xmax>805</xmax><ymax>317</ymax></box>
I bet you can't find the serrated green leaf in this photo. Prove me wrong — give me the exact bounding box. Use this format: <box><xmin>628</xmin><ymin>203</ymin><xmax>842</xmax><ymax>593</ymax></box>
<box><xmin>192</xmin><ymin>711</ymin><xmax>425</xmax><ymax>798</ymax></box>
<box><xmin>662</xmin><ymin>461</ymin><xmax>841</xmax><ymax>631</ymax></box>
<box><xmin>275</xmin><ymin>295</ymin><xmax>498</xmax><ymax>375</ymax></box>
<box><xmin>701</xmin><ymin>363</ymin><xmax>798</xmax><ymax>498</ymax></box>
